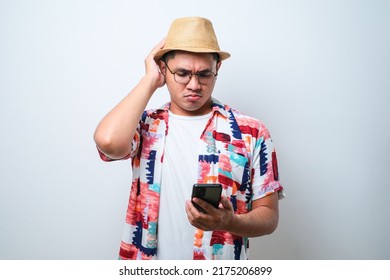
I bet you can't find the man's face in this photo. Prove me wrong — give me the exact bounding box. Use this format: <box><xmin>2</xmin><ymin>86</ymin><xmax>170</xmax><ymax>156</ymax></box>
<box><xmin>161</xmin><ymin>51</ymin><xmax>221</xmax><ymax>116</ymax></box>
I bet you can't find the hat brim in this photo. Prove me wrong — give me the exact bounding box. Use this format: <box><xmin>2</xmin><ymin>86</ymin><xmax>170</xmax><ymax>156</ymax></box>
<box><xmin>154</xmin><ymin>47</ymin><xmax>230</xmax><ymax>62</ymax></box>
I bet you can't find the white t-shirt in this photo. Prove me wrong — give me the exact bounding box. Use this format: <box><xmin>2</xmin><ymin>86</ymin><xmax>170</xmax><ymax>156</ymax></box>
<box><xmin>157</xmin><ymin>111</ymin><xmax>212</xmax><ymax>260</ymax></box>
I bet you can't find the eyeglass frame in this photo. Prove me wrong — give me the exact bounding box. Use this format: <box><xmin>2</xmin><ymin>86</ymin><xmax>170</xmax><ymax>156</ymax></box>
<box><xmin>163</xmin><ymin>61</ymin><xmax>218</xmax><ymax>85</ymax></box>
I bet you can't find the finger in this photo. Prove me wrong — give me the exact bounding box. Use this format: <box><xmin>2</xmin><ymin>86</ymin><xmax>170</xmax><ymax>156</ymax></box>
<box><xmin>192</xmin><ymin>197</ymin><xmax>214</xmax><ymax>214</ymax></box>
<box><xmin>186</xmin><ymin>201</ymin><xmax>206</xmax><ymax>229</ymax></box>
<box><xmin>158</xmin><ymin>37</ymin><xmax>166</xmax><ymax>47</ymax></box>
<box><xmin>150</xmin><ymin>38</ymin><xmax>166</xmax><ymax>54</ymax></box>
<box><xmin>185</xmin><ymin>200</ymin><xmax>195</xmax><ymax>217</ymax></box>
<box><xmin>186</xmin><ymin>200</ymin><xmax>205</xmax><ymax>221</ymax></box>
<box><xmin>220</xmin><ymin>196</ymin><xmax>233</xmax><ymax>210</ymax></box>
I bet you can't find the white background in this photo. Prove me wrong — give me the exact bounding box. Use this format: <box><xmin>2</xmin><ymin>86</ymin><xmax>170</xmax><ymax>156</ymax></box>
<box><xmin>0</xmin><ymin>0</ymin><xmax>389</xmax><ymax>259</ymax></box>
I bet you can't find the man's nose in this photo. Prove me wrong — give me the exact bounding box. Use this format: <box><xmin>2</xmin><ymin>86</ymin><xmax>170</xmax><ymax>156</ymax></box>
<box><xmin>186</xmin><ymin>74</ymin><xmax>201</xmax><ymax>89</ymax></box>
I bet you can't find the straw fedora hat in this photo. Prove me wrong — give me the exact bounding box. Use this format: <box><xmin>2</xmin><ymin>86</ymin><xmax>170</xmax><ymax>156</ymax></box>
<box><xmin>154</xmin><ymin>17</ymin><xmax>230</xmax><ymax>61</ymax></box>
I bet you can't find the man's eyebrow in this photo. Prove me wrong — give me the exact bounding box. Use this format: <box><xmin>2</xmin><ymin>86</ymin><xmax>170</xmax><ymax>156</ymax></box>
<box><xmin>174</xmin><ymin>67</ymin><xmax>191</xmax><ymax>72</ymax></box>
<box><xmin>174</xmin><ymin>66</ymin><xmax>213</xmax><ymax>72</ymax></box>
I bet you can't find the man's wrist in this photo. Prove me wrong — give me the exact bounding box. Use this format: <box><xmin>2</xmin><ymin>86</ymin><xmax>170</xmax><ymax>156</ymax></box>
<box><xmin>139</xmin><ymin>76</ymin><xmax>159</xmax><ymax>95</ymax></box>
<box><xmin>220</xmin><ymin>212</ymin><xmax>238</xmax><ymax>233</ymax></box>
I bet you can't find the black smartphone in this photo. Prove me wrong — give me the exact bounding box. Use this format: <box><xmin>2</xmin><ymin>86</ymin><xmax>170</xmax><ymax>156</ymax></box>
<box><xmin>191</xmin><ymin>183</ymin><xmax>222</xmax><ymax>213</ymax></box>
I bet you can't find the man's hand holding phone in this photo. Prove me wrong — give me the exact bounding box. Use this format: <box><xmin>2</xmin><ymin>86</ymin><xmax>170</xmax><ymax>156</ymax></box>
<box><xmin>186</xmin><ymin>184</ymin><xmax>235</xmax><ymax>232</ymax></box>
<box><xmin>191</xmin><ymin>183</ymin><xmax>222</xmax><ymax>213</ymax></box>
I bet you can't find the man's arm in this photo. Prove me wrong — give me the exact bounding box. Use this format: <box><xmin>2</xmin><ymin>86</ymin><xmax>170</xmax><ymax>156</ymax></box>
<box><xmin>93</xmin><ymin>40</ymin><xmax>166</xmax><ymax>159</ymax></box>
<box><xmin>185</xmin><ymin>191</ymin><xmax>279</xmax><ymax>237</ymax></box>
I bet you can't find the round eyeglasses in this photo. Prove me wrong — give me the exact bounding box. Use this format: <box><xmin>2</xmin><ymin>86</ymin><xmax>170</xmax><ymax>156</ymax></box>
<box><xmin>164</xmin><ymin>62</ymin><xmax>218</xmax><ymax>85</ymax></box>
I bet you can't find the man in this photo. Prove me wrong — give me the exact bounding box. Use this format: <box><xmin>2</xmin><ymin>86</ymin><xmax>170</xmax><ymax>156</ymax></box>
<box><xmin>94</xmin><ymin>17</ymin><xmax>284</xmax><ymax>260</ymax></box>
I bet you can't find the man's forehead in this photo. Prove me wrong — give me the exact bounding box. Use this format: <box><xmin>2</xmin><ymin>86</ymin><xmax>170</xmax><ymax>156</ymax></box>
<box><xmin>169</xmin><ymin>52</ymin><xmax>216</xmax><ymax>68</ymax></box>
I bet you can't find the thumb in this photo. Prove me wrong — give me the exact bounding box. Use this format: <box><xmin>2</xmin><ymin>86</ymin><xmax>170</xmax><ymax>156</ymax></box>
<box><xmin>220</xmin><ymin>196</ymin><xmax>233</xmax><ymax>210</ymax></box>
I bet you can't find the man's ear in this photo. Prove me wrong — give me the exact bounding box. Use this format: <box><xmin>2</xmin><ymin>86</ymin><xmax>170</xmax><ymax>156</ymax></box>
<box><xmin>158</xmin><ymin>60</ymin><xmax>166</xmax><ymax>75</ymax></box>
<box><xmin>216</xmin><ymin>61</ymin><xmax>222</xmax><ymax>71</ymax></box>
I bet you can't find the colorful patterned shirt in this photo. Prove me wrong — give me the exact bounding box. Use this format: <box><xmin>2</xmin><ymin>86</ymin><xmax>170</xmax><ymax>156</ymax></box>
<box><xmin>98</xmin><ymin>98</ymin><xmax>284</xmax><ymax>260</ymax></box>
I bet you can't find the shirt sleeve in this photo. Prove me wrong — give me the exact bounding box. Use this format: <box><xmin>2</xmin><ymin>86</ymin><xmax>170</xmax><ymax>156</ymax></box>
<box><xmin>251</xmin><ymin>122</ymin><xmax>285</xmax><ymax>200</ymax></box>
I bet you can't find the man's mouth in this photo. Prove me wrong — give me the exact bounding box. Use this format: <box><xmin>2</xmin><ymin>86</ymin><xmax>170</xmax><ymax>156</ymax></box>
<box><xmin>184</xmin><ymin>93</ymin><xmax>202</xmax><ymax>101</ymax></box>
